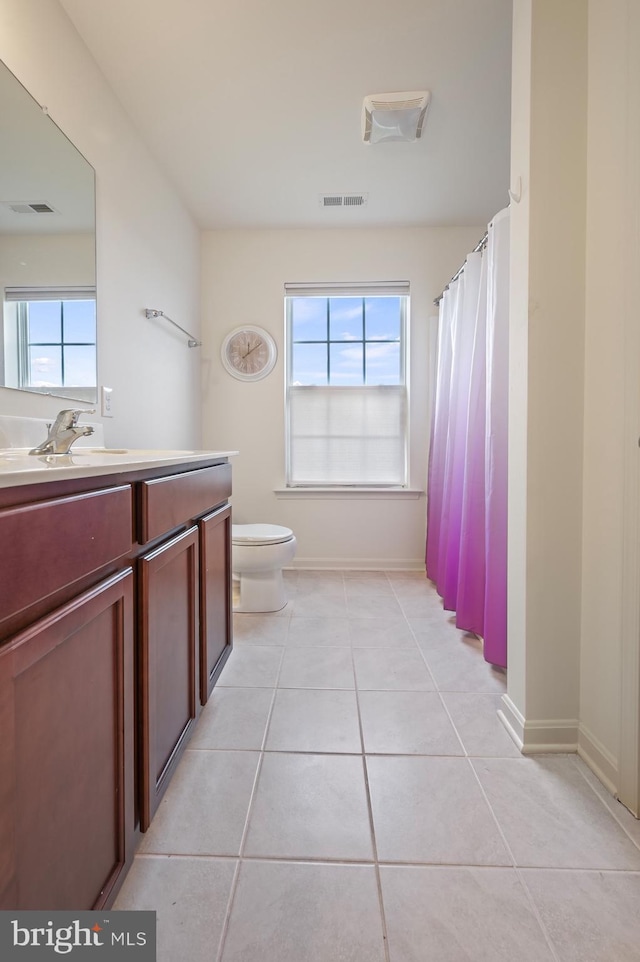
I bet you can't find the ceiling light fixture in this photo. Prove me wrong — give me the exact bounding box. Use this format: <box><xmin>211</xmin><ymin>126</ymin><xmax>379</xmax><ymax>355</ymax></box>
<box><xmin>362</xmin><ymin>91</ymin><xmax>431</xmax><ymax>144</ymax></box>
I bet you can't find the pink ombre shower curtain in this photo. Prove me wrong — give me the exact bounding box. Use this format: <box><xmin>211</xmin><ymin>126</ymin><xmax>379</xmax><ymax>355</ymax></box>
<box><xmin>425</xmin><ymin>207</ymin><xmax>510</xmax><ymax>668</ymax></box>
<box><xmin>456</xmin><ymin>249</ymin><xmax>489</xmax><ymax>637</ymax></box>
<box><xmin>436</xmin><ymin>253</ymin><xmax>482</xmax><ymax>611</ymax></box>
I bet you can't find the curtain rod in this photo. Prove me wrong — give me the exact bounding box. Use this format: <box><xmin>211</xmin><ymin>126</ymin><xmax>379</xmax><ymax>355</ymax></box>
<box><xmin>433</xmin><ymin>231</ymin><xmax>488</xmax><ymax>306</ymax></box>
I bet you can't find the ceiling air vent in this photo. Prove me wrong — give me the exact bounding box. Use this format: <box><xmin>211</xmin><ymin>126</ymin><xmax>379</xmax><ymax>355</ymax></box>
<box><xmin>319</xmin><ymin>193</ymin><xmax>368</xmax><ymax>208</ymax></box>
<box><xmin>2</xmin><ymin>201</ymin><xmax>58</xmax><ymax>214</ymax></box>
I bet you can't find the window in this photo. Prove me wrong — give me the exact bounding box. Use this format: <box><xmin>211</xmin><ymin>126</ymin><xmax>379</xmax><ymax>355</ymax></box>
<box><xmin>285</xmin><ymin>283</ymin><xmax>409</xmax><ymax>487</ymax></box>
<box><xmin>3</xmin><ymin>287</ymin><xmax>96</xmax><ymax>392</ymax></box>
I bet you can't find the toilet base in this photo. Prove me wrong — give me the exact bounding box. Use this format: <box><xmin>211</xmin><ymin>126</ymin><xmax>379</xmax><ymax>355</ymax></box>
<box><xmin>233</xmin><ymin>568</ymin><xmax>287</xmax><ymax>613</ymax></box>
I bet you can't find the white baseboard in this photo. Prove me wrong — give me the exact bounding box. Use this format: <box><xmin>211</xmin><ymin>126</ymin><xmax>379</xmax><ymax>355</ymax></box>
<box><xmin>497</xmin><ymin>695</ymin><xmax>525</xmax><ymax>750</ymax></box>
<box><xmin>289</xmin><ymin>558</ymin><xmax>426</xmax><ymax>571</ymax></box>
<box><xmin>498</xmin><ymin>694</ymin><xmax>579</xmax><ymax>753</ymax></box>
<box><xmin>498</xmin><ymin>696</ymin><xmax>621</xmax><ymax>799</ymax></box>
<box><xmin>577</xmin><ymin>723</ymin><xmax>619</xmax><ymax>796</ymax></box>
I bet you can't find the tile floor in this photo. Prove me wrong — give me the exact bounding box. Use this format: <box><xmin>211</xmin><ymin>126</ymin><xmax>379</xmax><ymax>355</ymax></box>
<box><xmin>115</xmin><ymin>570</ymin><xmax>640</xmax><ymax>961</ymax></box>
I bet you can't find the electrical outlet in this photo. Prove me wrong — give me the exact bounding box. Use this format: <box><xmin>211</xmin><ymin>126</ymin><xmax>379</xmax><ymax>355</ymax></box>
<box><xmin>101</xmin><ymin>386</ymin><xmax>113</xmax><ymax>418</ymax></box>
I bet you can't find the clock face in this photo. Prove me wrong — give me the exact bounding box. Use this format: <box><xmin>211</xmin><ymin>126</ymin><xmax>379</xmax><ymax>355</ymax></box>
<box><xmin>221</xmin><ymin>326</ymin><xmax>277</xmax><ymax>380</ymax></box>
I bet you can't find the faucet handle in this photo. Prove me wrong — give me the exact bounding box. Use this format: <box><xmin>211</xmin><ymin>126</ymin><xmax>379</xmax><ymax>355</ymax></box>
<box><xmin>71</xmin><ymin>408</ymin><xmax>96</xmax><ymax>423</ymax></box>
<box><xmin>54</xmin><ymin>408</ymin><xmax>96</xmax><ymax>428</ymax></box>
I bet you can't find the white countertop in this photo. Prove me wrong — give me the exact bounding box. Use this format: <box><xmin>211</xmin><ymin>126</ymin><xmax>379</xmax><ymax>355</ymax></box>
<box><xmin>0</xmin><ymin>448</ymin><xmax>238</xmax><ymax>488</ymax></box>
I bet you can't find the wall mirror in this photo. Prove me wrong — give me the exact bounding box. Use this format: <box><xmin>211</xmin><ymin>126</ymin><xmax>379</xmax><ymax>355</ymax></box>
<box><xmin>0</xmin><ymin>59</ymin><xmax>97</xmax><ymax>403</ymax></box>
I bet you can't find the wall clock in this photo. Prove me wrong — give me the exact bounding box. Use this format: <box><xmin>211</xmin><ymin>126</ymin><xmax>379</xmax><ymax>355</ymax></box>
<box><xmin>221</xmin><ymin>325</ymin><xmax>278</xmax><ymax>381</ymax></box>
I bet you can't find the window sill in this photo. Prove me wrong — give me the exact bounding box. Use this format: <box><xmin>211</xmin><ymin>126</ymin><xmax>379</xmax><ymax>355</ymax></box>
<box><xmin>274</xmin><ymin>487</ymin><xmax>424</xmax><ymax>501</ymax></box>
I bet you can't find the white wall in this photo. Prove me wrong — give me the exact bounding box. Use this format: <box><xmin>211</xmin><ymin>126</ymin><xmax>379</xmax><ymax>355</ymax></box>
<box><xmin>505</xmin><ymin>0</ymin><xmax>532</xmax><ymax>718</ymax></box>
<box><xmin>0</xmin><ymin>0</ymin><xmax>201</xmax><ymax>448</ymax></box>
<box><xmin>505</xmin><ymin>0</ymin><xmax>587</xmax><ymax>748</ymax></box>
<box><xmin>506</xmin><ymin>0</ymin><xmax>640</xmax><ymax>805</ymax></box>
<box><xmin>201</xmin><ymin>226</ymin><xmax>483</xmax><ymax>567</ymax></box>
<box><xmin>580</xmin><ymin>0</ymin><xmax>640</xmax><ymax>796</ymax></box>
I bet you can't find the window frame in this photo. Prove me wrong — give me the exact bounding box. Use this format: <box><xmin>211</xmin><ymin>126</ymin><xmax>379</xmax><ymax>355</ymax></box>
<box><xmin>284</xmin><ymin>283</ymin><xmax>410</xmax><ymax>489</ymax></box>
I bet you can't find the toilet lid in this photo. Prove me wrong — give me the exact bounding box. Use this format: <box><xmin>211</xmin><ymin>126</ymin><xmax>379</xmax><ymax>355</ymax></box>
<box><xmin>232</xmin><ymin>523</ymin><xmax>294</xmax><ymax>546</ymax></box>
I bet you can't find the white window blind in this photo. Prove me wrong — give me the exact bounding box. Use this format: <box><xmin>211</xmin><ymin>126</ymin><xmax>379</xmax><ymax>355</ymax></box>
<box><xmin>285</xmin><ymin>282</ymin><xmax>409</xmax><ymax>488</ymax></box>
<box><xmin>288</xmin><ymin>385</ymin><xmax>407</xmax><ymax>485</ymax></box>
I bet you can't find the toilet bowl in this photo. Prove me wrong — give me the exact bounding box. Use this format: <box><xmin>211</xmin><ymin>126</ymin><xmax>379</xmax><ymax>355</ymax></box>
<box><xmin>232</xmin><ymin>523</ymin><xmax>297</xmax><ymax>612</ymax></box>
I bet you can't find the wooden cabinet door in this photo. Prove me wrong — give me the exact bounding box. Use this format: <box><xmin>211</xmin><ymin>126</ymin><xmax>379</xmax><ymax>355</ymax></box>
<box><xmin>199</xmin><ymin>504</ymin><xmax>232</xmax><ymax>705</ymax></box>
<box><xmin>0</xmin><ymin>569</ymin><xmax>135</xmax><ymax>910</ymax></box>
<box><xmin>139</xmin><ymin>526</ymin><xmax>199</xmax><ymax>831</ymax></box>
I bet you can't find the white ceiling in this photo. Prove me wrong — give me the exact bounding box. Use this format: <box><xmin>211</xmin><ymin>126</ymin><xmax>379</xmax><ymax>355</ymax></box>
<box><xmin>59</xmin><ymin>0</ymin><xmax>512</xmax><ymax>230</ymax></box>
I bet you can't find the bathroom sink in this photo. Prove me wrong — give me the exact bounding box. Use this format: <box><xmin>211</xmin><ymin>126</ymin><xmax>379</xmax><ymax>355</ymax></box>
<box><xmin>0</xmin><ymin>438</ymin><xmax>238</xmax><ymax>489</ymax></box>
<box><xmin>85</xmin><ymin>448</ymin><xmax>130</xmax><ymax>455</ymax></box>
<box><xmin>84</xmin><ymin>448</ymin><xmax>199</xmax><ymax>457</ymax></box>
<box><xmin>0</xmin><ymin>448</ymin><xmax>192</xmax><ymax>459</ymax></box>
<box><xmin>0</xmin><ymin>451</ymin><xmax>28</xmax><ymax>461</ymax></box>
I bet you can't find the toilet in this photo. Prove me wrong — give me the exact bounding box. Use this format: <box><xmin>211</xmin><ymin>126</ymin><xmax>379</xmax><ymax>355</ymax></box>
<box><xmin>232</xmin><ymin>523</ymin><xmax>297</xmax><ymax>612</ymax></box>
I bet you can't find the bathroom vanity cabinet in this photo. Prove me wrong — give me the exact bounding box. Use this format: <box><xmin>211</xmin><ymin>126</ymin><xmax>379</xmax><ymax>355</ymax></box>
<box><xmin>0</xmin><ymin>454</ymin><xmax>233</xmax><ymax>910</ymax></box>
<box><xmin>137</xmin><ymin>463</ymin><xmax>232</xmax><ymax>829</ymax></box>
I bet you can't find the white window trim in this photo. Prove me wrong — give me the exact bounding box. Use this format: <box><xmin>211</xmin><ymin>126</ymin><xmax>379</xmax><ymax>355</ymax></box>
<box><xmin>284</xmin><ymin>282</ymin><xmax>410</xmax><ymax>489</ymax></box>
<box><xmin>274</xmin><ymin>487</ymin><xmax>423</xmax><ymax>500</ymax></box>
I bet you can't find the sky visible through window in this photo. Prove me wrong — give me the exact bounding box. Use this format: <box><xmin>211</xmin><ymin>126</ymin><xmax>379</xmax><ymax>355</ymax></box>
<box><xmin>290</xmin><ymin>296</ymin><xmax>403</xmax><ymax>386</ymax></box>
<box><xmin>26</xmin><ymin>299</ymin><xmax>96</xmax><ymax>387</ymax></box>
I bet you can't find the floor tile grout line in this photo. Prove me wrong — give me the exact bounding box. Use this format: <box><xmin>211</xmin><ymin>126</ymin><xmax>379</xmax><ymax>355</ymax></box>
<box><xmin>353</xmin><ymin>581</ymin><xmax>395</xmax><ymax>940</ymax></box>
<box><xmin>213</xmin><ymin>747</ymin><xmax>266</xmax><ymax>962</ymax></box>
<box><xmin>398</xmin><ymin>585</ymin><xmax>486</xmax><ymax>760</ymax></box>
<box><xmin>386</xmin><ymin>573</ymin><xmax>451</xmax><ymax>625</ymax></box>
<box><xmin>259</xmin><ymin>688</ymin><xmax>280</xmax><ymax>753</ymax></box>
<box><xmin>386</xmin><ymin>574</ymin><xmax>429</xmax><ymax>657</ymax></box>
<box><xmin>186</xmin><ymin>745</ymin><xmax>526</xmax><ymax>760</ymax></box>
<box><xmin>435</xmin><ymin>691</ymin><xmax>470</xmax><ymax>756</ymax></box>
<box><xmin>213</xmin><ymin>769</ymin><xmax>269</xmax><ymax>957</ymax></box>
<box><xmin>374</xmin><ymin>859</ymin><xmax>640</xmax><ymax>873</ymax></box>
<box><xmin>350</xmin><ymin>633</ymin><xmax>392</xmax><ymax>962</ymax></box>
<box><xmin>463</xmin><ymin>754</ymin><xmax>561</xmax><ymax>962</ymax></box>
<box><xmin>344</xmin><ymin>570</ymin><xmax>411</xmax><ymax>625</ymax></box>
<box><xmin>414</xmin><ymin>642</ymin><xmax>469</xmax><ymax>757</ymax></box>
<box><xmin>511</xmin><ymin>867</ymin><xmax>563</xmax><ymax>962</ymax></box>
<box><xmin>220</xmin><ymin>678</ymin><xmax>514</xmax><ymax>692</ymax></box>
<box><xmin>213</xmin><ymin>859</ymin><xmax>242</xmax><ymax>962</ymax></box>
<box><xmin>215</xmin><ymin>648</ymin><xmax>284</xmax><ymax>962</ymax></box>
<box><xmin>571</xmin><ymin>754</ymin><xmax>640</xmax><ymax>854</ymax></box>
<box><xmin>131</xmin><ymin>850</ymin><xmax>640</xmax><ymax>873</ymax></box>
<box><xmin>465</xmin><ymin>757</ymin><xmax>517</xmax><ymax>869</ymax></box>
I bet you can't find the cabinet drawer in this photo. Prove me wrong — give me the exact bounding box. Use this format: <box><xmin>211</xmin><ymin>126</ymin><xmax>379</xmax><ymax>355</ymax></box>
<box><xmin>0</xmin><ymin>486</ymin><xmax>133</xmax><ymax>626</ymax></box>
<box><xmin>138</xmin><ymin>463</ymin><xmax>231</xmax><ymax>544</ymax></box>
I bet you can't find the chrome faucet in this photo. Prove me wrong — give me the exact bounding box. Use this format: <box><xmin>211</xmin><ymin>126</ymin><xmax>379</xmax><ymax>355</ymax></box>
<box><xmin>29</xmin><ymin>409</ymin><xmax>96</xmax><ymax>455</ymax></box>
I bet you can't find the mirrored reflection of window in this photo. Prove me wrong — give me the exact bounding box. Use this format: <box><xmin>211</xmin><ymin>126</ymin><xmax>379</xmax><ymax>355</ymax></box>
<box><xmin>0</xmin><ymin>58</ymin><xmax>97</xmax><ymax>401</ymax></box>
<box><xmin>3</xmin><ymin>287</ymin><xmax>96</xmax><ymax>401</ymax></box>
